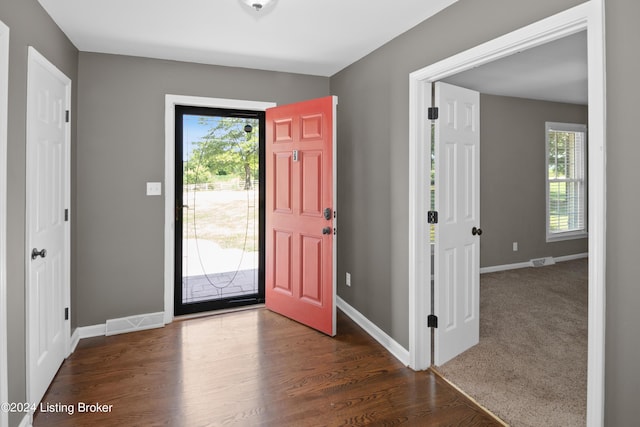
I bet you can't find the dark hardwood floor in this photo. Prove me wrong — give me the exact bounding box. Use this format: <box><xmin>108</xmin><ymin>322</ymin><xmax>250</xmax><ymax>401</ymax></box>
<box><xmin>34</xmin><ymin>309</ymin><xmax>503</xmax><ymax>426</ymax></box>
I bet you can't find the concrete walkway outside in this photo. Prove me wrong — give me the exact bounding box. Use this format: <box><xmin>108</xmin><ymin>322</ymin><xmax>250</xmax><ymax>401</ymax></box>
<box><xmin>182</xmin><ymin>238</ymin><xmax>258</xmax><ymax>303</ymax></box>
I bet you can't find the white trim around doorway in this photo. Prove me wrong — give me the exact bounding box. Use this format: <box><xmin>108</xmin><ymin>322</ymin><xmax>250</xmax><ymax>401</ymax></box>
<box><xmin>163</xmin><ymin>95</ymin><xmax>276</xmax><ymax>324</ymax></box>
<box><xmin>408</xmin><ymin>2</ymin><xmax>605</xmax><ymax>426</ymax></box>
<box><xmin>0</xmin><ymin>18</ymin><xmax>9</xmax><ymax>427</ymax></box>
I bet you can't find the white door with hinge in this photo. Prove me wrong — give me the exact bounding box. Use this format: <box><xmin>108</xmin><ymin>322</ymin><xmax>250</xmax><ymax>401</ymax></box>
<box><xmin>433</xmin><ymin>81</ymin><xmax>480</xmax><ymax>366</ymax></box>
<box><xmin>26</xmin><ymin>47</ymin><xmax>71</xmax><ymax>406</ymax></box>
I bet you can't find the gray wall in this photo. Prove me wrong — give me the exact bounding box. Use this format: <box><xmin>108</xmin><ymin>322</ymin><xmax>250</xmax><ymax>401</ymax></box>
<box><xmin>0</xmin><ymin>1</ymin><xmax>78</xmax><ymax>425</ymax></box>
<box><xmin>3</xmin><ymin>0</ymin><xmax>640</xmax><ymax>424</ymax></box>
<box><xmin>605</xmin><ymin>0</ymin><xmax>640</xmax><ymax>425</ymax></box>
<box><xmin>330</xmin><ymin>0</ymin><xmax>585</xmax><ymax>350</ymax></box>
<box><xmin>480</xmin><ymin>94</ymin><xmax>588</xmax><ymax>267</ymax></box>
<box><xmin>76</xmin><ymin>52</ymin><xmax>329</xmax><ymax>326</ymax></box>
<box><xmin>331</xmin><ymin>0</ymin><xmax>640</xmax><ymax>422</ymax></box>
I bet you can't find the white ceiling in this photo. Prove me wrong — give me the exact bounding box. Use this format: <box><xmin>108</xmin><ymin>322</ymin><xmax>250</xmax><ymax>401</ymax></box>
<box><xmin>444</xmin><ymin>31</ymin><xmax>588</xmax><ymax>105</ymax></box>
<box><xmin>37</xmin><ymin>0</ymin><xmax>458</xmax><ymax>77</ymax></box>
<box><xmin>38</xmin><ymin>1</ymin><xmax>587</xmax><ymax>104</ymax></box>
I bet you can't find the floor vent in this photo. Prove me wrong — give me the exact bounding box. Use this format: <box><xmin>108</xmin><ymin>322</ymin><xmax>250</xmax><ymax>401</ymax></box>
<box><xmin>105</xmin><ymin>312</ymin><xmax>164</xmax><ymax>336</ymax></box>
<box><xmin>530</xmin><ymin>257</ymin><xmax>556</xmax><ymax>267</ymax></box>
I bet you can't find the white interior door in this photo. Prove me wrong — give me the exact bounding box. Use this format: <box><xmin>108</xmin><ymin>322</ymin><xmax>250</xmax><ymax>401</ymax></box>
<box><xmin>26</xmin><ymin>47</ymin><xmax>71</xmax><ymax>406</ymax></box>
<box><xmin>433</xmin><ymin>81</ymin><xmax>480</xmax><ymax>366</ymax></box>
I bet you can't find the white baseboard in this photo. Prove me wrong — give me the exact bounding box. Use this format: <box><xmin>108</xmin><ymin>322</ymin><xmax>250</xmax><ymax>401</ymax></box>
<box><xmin>480</xmin><ymin>261</ymin><xmax>530</xmax><ymax>274</ymax></box>
<box><xmin>555</xmin><ymin>252</ymin><xmax>589</xmax><ymax>263</ymax></box>
<box><xmin>105</xmin><ymin>312</ymin><xmax>164</xmax><ymax>336</ymax></box>
<box><xmin>336</xmin><ymin>296</ymin><xmax>410</xmax><ymax>366</ymax></box>
<box><xmin>77</xmin><ymin>323</ymin><xmax>106</xmax><ymax>339</ymax></box>
<box><xmin>480</xmin><ymin>252</ymin><xmax>588</xmax><ymax>274</ymax></box>
<box><xmin>70</xmin><ymin>311</ymin><xmax>166</xmax><ymax>352</ymax></box>
<box><xmin>67</xmin><ymin>324</ymin><xmax>105</xmax><ymax>356</ymax></box>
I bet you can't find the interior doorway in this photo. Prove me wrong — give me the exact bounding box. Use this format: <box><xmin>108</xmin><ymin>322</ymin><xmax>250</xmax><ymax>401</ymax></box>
<box><xmin>408</xmin><ymin>2</ymin><xmax>605</xmax><ymax>425</ymax></box>
<box><xmin>174</xmin><ymin>106</ymin><xmax>265</xmax><ymax>315</ymax></box>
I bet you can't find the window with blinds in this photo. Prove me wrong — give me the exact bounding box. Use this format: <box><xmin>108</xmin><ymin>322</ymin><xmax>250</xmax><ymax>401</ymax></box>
<box><xmin>545</xmin><ymin>122</ymin><xmax>588</xmax><ymax>242</ymax></box>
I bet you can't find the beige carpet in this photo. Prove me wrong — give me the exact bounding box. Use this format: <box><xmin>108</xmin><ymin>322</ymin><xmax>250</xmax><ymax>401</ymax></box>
<box><xmin>437</xmin><ymin>259</ymin><xmax>588</xmax><ymax>427</ymax></box>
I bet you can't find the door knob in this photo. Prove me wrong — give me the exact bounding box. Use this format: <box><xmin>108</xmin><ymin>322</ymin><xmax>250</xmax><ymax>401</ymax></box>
<box><xmin>322</xmin><ymin>227</ymin><xmax>332</xmax><ymax>235</ymax></box>
<box><xmin>472</xmin><ymin>227</ymin><xmax>483</xmax><ymax>236</ymax></box>
<box><xmin>31</xmin><ymin>248</ymin><xmax>47</xmax><ymax>260</ymax></box>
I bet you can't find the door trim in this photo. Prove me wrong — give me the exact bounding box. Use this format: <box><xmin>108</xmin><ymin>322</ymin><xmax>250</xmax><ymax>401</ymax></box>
<box><xmin>173</xmin><ymin>105</ymin><xmax>265</xmax><ymax>315</ymax></box>
<box><xmin>25</xmin><ymin>46</ymin><xmax>72</xmax><ymax>404</ymax></box>
<box><xmin>0</xmin><ymin>18</ymin><xmax>9</xmax><ymax>427</ymax></box>
<box><xmin>408</xmin><ymin>2</ymin><xmax>605</xmax><ymax>425</ymax></box>
<box><xmin>164</xmin><ymin>95</ymin><xmax>276</xmax><ymax>324</ymax></box>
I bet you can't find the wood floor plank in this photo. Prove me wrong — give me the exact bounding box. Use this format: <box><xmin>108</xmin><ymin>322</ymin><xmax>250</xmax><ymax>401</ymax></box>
<box><xmin>33</xmin><ymin>309</ymin><xmax>503</xmax><ymax>426</ymax></box>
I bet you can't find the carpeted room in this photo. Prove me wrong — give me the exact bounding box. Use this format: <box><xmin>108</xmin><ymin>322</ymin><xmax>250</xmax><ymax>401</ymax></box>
<box><xmin>438</xmin><ymin>258</ymin><xmax>588</xmax><ymax>426</ymax></box>
<box><xmin>433</xmin><ymin>83</ymin><xmax>589</xmax><ymax>425</ymax></box>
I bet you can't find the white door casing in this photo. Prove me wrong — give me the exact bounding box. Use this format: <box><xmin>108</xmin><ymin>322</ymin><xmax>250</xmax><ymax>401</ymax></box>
<box><xmin>433</xmin><ymin>82</ymin><xmax>480</xmax><ymax>366</ymax></box>
<box><xmin>26</xmin><ymin>46</ymin><xmax>71</xmax><ymax>407</ymax></box>
<box><xmin>0</xmin><ymin>18</ymin><xmax>9</xmax><ymax>427</ymax></box>
<box><xmin>164</xmin><ymin>95</ymin><xmax>276</xmax><ymax>323</ymax></box>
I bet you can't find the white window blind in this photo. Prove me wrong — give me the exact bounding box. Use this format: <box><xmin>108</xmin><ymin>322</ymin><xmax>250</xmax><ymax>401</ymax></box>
<box><xmin>545</xmin><ymin>122</ymin><xmax>587</xmax><ymax>242</ymax></box>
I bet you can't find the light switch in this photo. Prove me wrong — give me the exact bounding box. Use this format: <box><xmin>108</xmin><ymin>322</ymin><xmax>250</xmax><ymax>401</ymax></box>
<box><xmin>146</xmin><ymin>182</ymin><xmax>162</xmax><ymax>196</ymax></box>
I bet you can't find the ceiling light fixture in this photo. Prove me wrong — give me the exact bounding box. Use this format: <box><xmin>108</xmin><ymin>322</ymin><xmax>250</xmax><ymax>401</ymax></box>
<box><xmin>241</xmin><ymin>0</ymin><xmax>274</xmax><ymax>12</ymax></box>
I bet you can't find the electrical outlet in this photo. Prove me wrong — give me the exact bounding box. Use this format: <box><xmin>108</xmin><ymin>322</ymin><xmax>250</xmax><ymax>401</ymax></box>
<box><xmin>513</xmin><ymin>242</ymin><xmax>518</xmax><ymax>252</ymax></box>
<box><xmin>146</xmin><ymin>182</ymin><xmax>162</xmax><ymax>196</ymax></box>
<box><xmin>147</xmin><ymin>182</ymin><xmax>162</xmax><ymax>196</ymax></box>
<box><xmin>346</xmin><ymin>272</ymin><xmax>351</xmax><ymax>287</ymax></box>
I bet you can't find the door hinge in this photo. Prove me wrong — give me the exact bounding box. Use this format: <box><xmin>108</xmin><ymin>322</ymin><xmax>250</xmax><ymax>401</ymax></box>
<box><xmin>427</xmin><ymin>211</ymin><xmax>438</xmax><ymax>224</ymax></box>
<box><xmin>428</xmin><ymin>314</ymin><xmax>438</xmax><ymax>328</ymax></box>
<box><xmin>64</xmin><ymin>209</ymin><xmax>69</xmax><ymax>222</ymax></box>
<box><xmin>65</xmin><ymin>110</ymin><xmax>70</xmax><ymax>123</ymax></box>
<box><xmin>64</xmin><ymin>307</ymin><xmax>69</xmax><ymax>321</ymax></box>
<box><xmin>428</xmin><ymin>107</ymin><xmax>439</xmax><ymax>120</ymax></box>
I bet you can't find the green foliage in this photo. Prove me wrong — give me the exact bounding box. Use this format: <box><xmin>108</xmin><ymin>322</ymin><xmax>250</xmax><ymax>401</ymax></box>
<box><xmin>188</xmin><ymin>116</ymin><xmax>259</xmax><ymax>189</ymax></box>
<box><xmin>184</xmin><ymin>161</ymin><xmax>212</xmax><ymax>185</ymax></box>
<box><xmin>548</xmin><ymin>130</ymin><xmax>576</xmax><ymax>179</ymax></box>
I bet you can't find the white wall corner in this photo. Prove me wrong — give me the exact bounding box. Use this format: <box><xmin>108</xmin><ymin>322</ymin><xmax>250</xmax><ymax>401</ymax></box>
<box><xmin>336</xmin><ymin>296</ymin><xmax>410</xmax><ymax>366</ymax></box>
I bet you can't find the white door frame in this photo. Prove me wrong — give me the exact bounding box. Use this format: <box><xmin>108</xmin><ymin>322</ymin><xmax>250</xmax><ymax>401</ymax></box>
<box><xmin>163</xmin><ymin>95</ymin><xmax>276</xmax><ymax>324</ymax></box>
<box><xmin>0</xmin><ymin>19</ymin><xmax>10</xmax><ymax>427</ymax></box>
<box><xmin>25</xmin><ymin>46</ymin><xmax>72</xmax><ymax>405</ymax></box>
<box><xmin>408</xmin><ymin>2</ymin><xmax>606</xmax><ymax>426</ymax></box>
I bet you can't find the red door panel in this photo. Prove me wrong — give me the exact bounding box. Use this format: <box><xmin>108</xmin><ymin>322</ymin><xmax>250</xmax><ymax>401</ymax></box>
<box><xmin>266</xmin><ymin>96</ymin><xmax>336</xmax><ymax>336</ymax></box>
<box><xmin>273</xmin><ymin>230</ymin><xmax>293</xmax><ymax>294</ymax></box>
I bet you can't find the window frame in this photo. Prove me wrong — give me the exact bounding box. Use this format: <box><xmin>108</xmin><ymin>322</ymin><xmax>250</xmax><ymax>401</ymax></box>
<box><xmin>545</xmin><ymin>121</ymin><xmax>588</xmax><ymax>242</ymax></box>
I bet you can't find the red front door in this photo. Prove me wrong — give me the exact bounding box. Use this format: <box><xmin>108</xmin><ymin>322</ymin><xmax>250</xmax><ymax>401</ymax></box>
<box><xmin>265</xmin><ymin>96</ymin><xmax>337</xmax><ymax>336</ymax></box>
